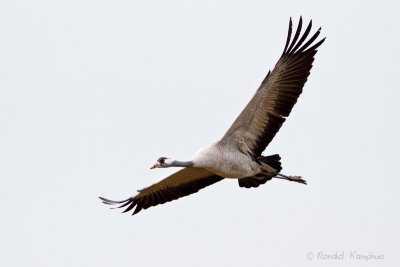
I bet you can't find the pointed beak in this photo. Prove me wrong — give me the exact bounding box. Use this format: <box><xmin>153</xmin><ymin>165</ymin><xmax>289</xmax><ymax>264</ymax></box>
<box><xmin>150</xmin><ymin>162</ymin><xmax>161</xmax><ymax>170</ymax></box>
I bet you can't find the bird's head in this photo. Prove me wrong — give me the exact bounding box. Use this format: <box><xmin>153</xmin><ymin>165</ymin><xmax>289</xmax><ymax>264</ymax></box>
<box><xmin>150</xmin><ymin>157</ymin><xmax>173</xmax><ymax>169</ymax></box>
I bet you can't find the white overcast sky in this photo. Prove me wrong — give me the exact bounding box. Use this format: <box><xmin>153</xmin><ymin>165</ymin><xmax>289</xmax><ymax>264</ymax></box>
<box><xmin>1</xmin><ymin>0</ymin><xmax>399</xmax><ymax>266</ymax></box>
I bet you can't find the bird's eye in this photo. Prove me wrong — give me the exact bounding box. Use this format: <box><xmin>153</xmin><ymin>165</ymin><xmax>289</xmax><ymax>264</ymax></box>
<box><xmin>158</xmin><ymin>157</ymin><xmax>167</xmax><ymax>164</ymax></box>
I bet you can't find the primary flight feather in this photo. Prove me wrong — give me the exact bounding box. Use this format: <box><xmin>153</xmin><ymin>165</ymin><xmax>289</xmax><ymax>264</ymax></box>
<box><xmin>100</xmin><ymin>17</ymin><xmax>325</xmax><ymax>215</ymax></box>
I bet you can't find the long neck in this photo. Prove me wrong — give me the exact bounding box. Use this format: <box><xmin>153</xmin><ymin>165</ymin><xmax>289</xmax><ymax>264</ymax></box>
<box><xmin>171</xmin><ymin>160</ymin><xmax>194</xmax><ymax>167</ymax></box>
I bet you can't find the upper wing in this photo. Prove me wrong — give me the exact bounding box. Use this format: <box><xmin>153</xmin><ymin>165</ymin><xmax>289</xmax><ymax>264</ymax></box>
<box><xmin>100</xmin><ymin>168</ymin><xmax>224</xmax><ymax>215</ymax></box>
<box><xmin>221</xmin><ymin>17</ymin><xmax>325</xmax><ymax>157</ymax></box>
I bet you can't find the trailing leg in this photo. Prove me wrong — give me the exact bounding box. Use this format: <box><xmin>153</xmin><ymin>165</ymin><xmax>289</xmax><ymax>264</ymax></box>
<box><xmin>275</xmin><ymin>173</ymin><xmax>307</xmax><ymax>184</ymax></box>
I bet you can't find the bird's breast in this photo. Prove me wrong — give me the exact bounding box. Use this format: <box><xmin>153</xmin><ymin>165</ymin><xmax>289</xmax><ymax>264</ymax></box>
<box><xmin>193</xmin><ymin>143</ymin><xmax>259</xmax><ymax>178</ymax></box>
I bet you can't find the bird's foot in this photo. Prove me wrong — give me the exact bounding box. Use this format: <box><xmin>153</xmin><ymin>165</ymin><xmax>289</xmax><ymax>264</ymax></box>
<box><xmin>275</xmin><ymin>173</ymin><xmax>307</xmax><ymax>185</ymax></box>
<box><xmin>288</xmin><ymin>175</ymin><xmax>307</xmax><ymax>185</ymax></box>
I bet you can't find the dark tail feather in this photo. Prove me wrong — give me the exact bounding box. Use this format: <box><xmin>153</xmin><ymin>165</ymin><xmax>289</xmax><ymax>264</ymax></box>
<box><xmin>257</xmin><ymin>154</ymin><xmax>282</xmax><ymax>172</ymax></box>
<box><xmin>238</xmin><ymin>154</ymin><xmax>282</xmax><ymax>189</ymax></box>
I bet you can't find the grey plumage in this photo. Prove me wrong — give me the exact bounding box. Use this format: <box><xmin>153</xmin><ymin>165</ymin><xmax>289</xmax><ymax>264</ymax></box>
<box><xmin>100</xmin><ymin>17</ymin><xmax>325</xmax><ymax>215</ymax></box>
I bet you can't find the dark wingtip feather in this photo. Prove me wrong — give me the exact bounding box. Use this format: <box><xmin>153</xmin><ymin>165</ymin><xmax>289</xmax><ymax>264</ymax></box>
<box><xmin>283</xmin><ymin>17</ymin><xmax>293</xmax><ymax>54</ymax></box>
<box><xmin>99</xmin><ymin>196</ymin><xmax>132</xmax><ymax>205</ymax></box>
<box><xmin>304</xmin><ymin>36</ymin><xmax>326</xmax><ymax>53</ymax></box>
<box><xmin>283</xmin><ymin>18</ymin><xmax>325</xmax><ymax>57</ymax></box>
<box><xmin>132</xmin><ymin>205</ymin><xmax>142</xmax><ymax>215</ymax></box>
<box><xmin>286</xmin><ymin>17</ymin><xmax>303</xmax><ymax>54</ymax></box>
<box><xmin>118</xmin><ymin>198</ymin><xmax>136</xmax><ymax>213</ymax></box>
<box><xmin>291</xmin><ymin>19</ymin><xmax>313</xmax><ymax>53</ymax></box>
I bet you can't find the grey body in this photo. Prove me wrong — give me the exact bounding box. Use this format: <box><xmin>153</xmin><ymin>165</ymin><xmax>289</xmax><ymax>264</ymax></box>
<box><xmin>192</xmin><ymin>142</ymin><xmax>261</xmax><ymax>178</ymax></box>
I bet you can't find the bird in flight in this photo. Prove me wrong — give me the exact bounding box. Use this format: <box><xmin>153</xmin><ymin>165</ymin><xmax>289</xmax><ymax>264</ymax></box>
<box><xmin>100</xmin><ymin>17</ymin><xmax>325</xmax><ymax>215</ymax></box>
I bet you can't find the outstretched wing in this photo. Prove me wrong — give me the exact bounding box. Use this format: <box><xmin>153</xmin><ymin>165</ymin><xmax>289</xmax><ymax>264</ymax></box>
<box><xmin>100</xmin><ymin>168</ymin><xmax>224</xmax><ymax>215</ymax></box>
<box><xmin>221</xmin><ymin>17</ymin><xmax>325</xmax><ymax>157</ymax></box>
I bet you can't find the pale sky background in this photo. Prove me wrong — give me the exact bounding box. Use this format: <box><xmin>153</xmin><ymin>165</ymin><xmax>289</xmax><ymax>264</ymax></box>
<box><xmin>1</xmin><ymin>0</ymin><xmax>399</xmax><ymax>266</ymax></box>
